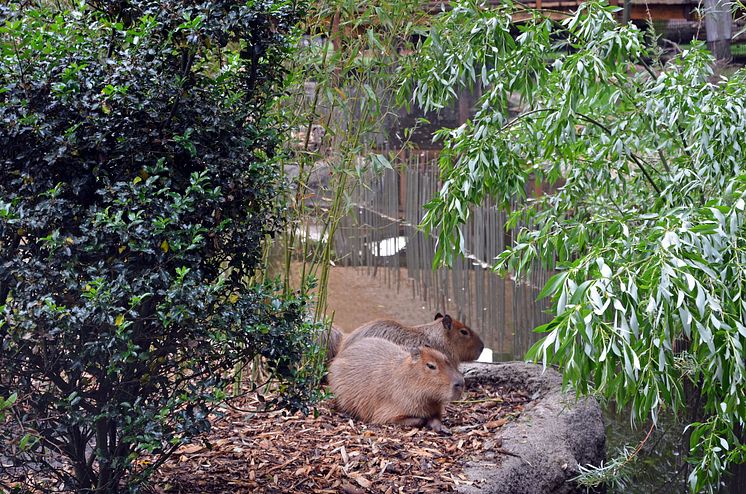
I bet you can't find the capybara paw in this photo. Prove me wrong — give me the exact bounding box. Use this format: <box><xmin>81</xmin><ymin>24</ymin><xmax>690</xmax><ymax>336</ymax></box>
<box><xmin>427</xmin><ymin>418</ymin><xmax>450</xmax><ymax>434</ymax></box>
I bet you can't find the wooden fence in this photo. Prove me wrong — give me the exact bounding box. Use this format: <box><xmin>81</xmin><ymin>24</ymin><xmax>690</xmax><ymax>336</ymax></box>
<box><xmin>332</xmin><ymin>158</ymin><xmax>554</xmax><ymax>359</ymax></box>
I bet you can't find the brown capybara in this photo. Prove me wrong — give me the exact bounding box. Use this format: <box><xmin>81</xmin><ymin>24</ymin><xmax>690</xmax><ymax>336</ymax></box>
<box><xmin>340</xmin><ymin>313</ymin><xmax>484</xmax><ymax>365</ymax></box>
<box><xmin>329</xmin><ymin>337</ymin><xmax>464</xmax><ymax>432</ymax></box>
<box><xmin>314</xmin><ymin>324</ymin><xmax>344</xmax><ymax>362</ymax></box>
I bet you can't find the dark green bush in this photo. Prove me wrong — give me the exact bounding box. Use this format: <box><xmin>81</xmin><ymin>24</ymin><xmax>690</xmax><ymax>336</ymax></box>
<box><xmin>0</xmin><ymin>0</ymin><xmax>319</xmax><ymax>491</ymax></box>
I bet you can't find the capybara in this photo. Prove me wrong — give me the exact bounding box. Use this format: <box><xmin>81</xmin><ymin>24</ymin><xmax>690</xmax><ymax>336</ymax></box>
<box><xmin>315</xmin><ymin>324</ymin><xmax>344</xmax><ymax>362</ymax></box>
<box><xmin>329</xmin><ymin>337</ymin><xmax>464</xmax><ymax>432</ymax></box>
<box><xmin>340</xmin><ymin>313</ymin><xmax>484</xmax><ymax>365</ymax></box>
<box><xmin>310</xmin><ymin>323</ymin><xmax>344</xmax><ymax>362</ymax></box>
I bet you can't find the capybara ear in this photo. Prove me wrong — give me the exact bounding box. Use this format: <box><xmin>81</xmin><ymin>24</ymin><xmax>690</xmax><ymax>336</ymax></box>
<box><xmin>409</xmin><ymin>347</ymin><xmax>422</xmax><ymax>361</ymax></box>
<box><xmin>442</xmin><ymin>314</ymin><xmax>453</xmax><ymax>330</ymax></box>
<box><xmin>434</xmin><ymin>312</ymin><xmax>443</xmax><ymax>320</ymax></box>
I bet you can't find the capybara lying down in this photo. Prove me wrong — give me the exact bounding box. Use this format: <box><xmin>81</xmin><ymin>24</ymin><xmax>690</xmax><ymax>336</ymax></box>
<box><xmin>340</xmin><ymin>313</ymin><xmax>484</xmax><ymax>365</ymax></box>
<box><xmin>314</xmin><ymin>324</ymin><xmax>344</xmax><ymax>362</ymax></box>
<box><xmin>328</xmin><ymin>337</ymin><xmax>464</xmax><ymax>432</ymax></box>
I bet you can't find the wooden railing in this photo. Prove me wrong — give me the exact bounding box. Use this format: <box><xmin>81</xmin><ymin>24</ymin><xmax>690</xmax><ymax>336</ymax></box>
<box><xmin>425</xmin><ymin>0</ymin><xmax>699</xmax><ymax>21</ymax></box>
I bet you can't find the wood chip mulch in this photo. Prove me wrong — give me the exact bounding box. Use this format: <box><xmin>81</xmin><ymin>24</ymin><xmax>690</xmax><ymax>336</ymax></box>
<box><xmin>148</xmin><ymin>382</ymin><xmax>531</xmax><ymax>494</ymax></box>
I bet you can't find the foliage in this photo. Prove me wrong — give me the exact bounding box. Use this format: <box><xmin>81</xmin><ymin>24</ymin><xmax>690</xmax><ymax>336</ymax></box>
<box><xmin>0</xmin><ymin>393</ymin><xmax>16</xmax><ymax>422</ymax></box>
<box><xmin>404</xmin><ymin>0</ymin><xmax>746</xmax><ymax>491</ymax></box>
<box><xmin>0</xmin><ymin>0</ymin><xmax>322</xmax><ymax>491</ymax></box>
<box><xmin>573</xmin><ymin>444</ymin><xmax>637</xmax><ymax>491</ymax></box>
<box><xmin>275</xmin><ymin>0</ymin><xmax>426</xmax><ymax>318</ymax></box>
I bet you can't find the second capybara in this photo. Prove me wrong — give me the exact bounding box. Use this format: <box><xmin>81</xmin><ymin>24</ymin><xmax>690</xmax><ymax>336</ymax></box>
<box><xmin>340</xmin><ymin>313</ymin><xmax>484</xmax><ymax>365</ymax></box>
<box><xmin>315</xmin><ymin>324</ymin><xmax>344</xmax><ymax>362</ymax></box>
<box><xmin>328</xmin><ymin>337</ymin><xmax>464</xmax><ymax>432</ymax></box>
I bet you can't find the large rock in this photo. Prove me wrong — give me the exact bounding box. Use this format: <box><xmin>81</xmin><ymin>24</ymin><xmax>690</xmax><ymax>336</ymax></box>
<box><xmin>458</xmin><ymin>362</ymin><xmax>605</xmax><ymax>494</ymax></box>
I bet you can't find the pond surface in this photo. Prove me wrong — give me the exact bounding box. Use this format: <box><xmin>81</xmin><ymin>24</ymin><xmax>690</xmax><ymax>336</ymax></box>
<box><xmin>603</xmin><ymin>407</ymin><xmax>689</xmax><ymax>493</ymax></box>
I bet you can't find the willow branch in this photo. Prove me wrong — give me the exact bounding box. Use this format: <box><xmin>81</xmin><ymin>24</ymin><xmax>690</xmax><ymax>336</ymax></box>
<box><xmin>575</xmin><ymin>112</ymin><xmax>662</xmax><ymax>195</ymax></box>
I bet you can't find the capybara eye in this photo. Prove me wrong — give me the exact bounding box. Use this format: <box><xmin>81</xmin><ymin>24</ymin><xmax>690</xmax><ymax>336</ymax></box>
<box><xmin>427</xmin><ymin>363</ymin><xmax>436</xmax><ymax>370</ymax></box>
<box><xmin>460</xmin><ymin>329</ymin><xmax>469</xmax><ymax>336</ymax></box>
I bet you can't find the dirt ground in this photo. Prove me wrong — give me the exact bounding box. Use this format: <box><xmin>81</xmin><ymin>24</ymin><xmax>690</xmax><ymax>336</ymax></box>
<box><xmin>322</xmin><ymin>265</ymin><xmax>445</xmax><ymax>333</ymax></box>
<box><xmin>318</xmin><ymin>263</ymin><xmax>543</xmax><ymax>360</ymax></box>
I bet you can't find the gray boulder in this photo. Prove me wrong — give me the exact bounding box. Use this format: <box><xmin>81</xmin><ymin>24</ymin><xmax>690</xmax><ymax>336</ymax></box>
<box><xmin>458</xmin><ymin>362</ymin><xmax>605</xmax><ymax>494</ymax></box>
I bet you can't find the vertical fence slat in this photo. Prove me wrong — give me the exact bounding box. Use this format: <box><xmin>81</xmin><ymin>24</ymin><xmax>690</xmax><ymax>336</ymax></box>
<box><xmin>330</xmin><ymin>159</ymin><xmax>553</xmax><ymax>359</ymax></box>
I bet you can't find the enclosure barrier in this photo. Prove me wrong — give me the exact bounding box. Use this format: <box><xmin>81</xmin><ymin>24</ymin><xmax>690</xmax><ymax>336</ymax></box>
<box><xmin>332</xmin><ymin>158</ymin><xmax>555</xmax><ymax>360</ymax></box>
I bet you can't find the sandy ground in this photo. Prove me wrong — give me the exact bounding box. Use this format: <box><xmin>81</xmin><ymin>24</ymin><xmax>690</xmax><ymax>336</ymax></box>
<box><xmin>322</xmin><ymin>265</ymin><xmax>442</xmax><ymax>332</ymax></box>
<box><xmin>289</xmin><ymin>262</ymin><xmax>503</xmax><ymax>360</ymax></box>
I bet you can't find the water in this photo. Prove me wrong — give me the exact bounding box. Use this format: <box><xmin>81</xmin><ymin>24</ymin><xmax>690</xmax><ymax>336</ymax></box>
<box><xmin>603</xmin><ymin>408</ymin><xmax>689</xmax><ymax>493</ymax></box>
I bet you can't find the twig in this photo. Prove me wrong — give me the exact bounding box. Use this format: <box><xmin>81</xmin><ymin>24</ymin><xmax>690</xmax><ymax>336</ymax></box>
<box><xmin>638</xmin><ymin>56</ymin><xmax>658</xmax><ymax>80</ymax></box>
<box><xmin>659</xmin><ymin>38</ymin><xmax>683</xmax><ymax>55</ymax></box>
<box><xmin>453</xmin><ymin>398</ymin><xmax>504</xmax><ymax>405</ymax></box>
<box><xmin>494</xmin><ymin>448</ymin><xmax>531</xmax><ymax>464</ymax></box>
<box><xmin>620</xmin><ymin>422</ymin><xmax>656</xmax><ymax>470</ymax></box>
<box><xmin>575</xmin><ymin>112</ymin><xmax>662</xmax><ymax>195</ymax></box>
<box><xmin>221</xmin><ymin>402</ymin><xmax>288</xmax><ymax>414</ymax></box>
<box><xmin>266</xmin><ymin>456</ymin><xmax>301</xmax><ymax>474</ymax></box>
<box><xmin>676</xmin><ymin>124</ymin><xmax>693</xmax><ymax>161</ymax></box>
<box><xmin>499</xmin><ymin>107</ymin><xmax>558</xmax><ymax>134</ymax></box>
<box><xmin>11</xmin><ymin>37</ymin><xmax>28</xmax><ymax>96</ymax></box>
<box><xmin>628</xmin><ymin>153</ymin><xmax>662</xmax><ymax>195</ymax></box>
<box><xmin>134</xmin><ymin>441</ymin><xmax>183</xmax><ymax>484</ymax></box>
<box><xmin>656</xmin><ymin>148</ymin><xmax>671</xmax><ymax>174</ymax></box>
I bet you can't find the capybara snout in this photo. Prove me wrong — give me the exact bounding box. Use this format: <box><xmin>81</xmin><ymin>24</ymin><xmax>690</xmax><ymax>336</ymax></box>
<box><xmin>452</xmin><ymin>374</ymin><xmax>465</xmax><ymax>400</ymax></box>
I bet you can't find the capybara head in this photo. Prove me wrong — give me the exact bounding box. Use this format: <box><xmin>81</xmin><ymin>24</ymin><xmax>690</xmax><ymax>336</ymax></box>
<box><xmin>434</xmin><ymin>313</ymin><xmax>485</xmax><ymax>363</ymax></box>
<box><xmin>408</xmin><ymin>345</ymin><xmax>465</xmax><ymax>402</ymax></box>
<box><xmin>314</xmin><ymin>324</ymin><xmax>344</xmax><ymax>362</ymax></box>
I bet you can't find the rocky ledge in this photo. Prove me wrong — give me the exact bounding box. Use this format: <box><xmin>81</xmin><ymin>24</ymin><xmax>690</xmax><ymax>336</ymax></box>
<box><xmin>458</xmin><ymin>362</ymin><xmax>605</xmax><ymax>494</ymax></box>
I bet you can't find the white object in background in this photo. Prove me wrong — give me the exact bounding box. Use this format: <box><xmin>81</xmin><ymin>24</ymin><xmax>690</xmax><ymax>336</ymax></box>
<box><xmin>367</xmin><ymin>236</ymin><xmax>407</xmax><ymax>257</ymax></box>
<box><xmin>295</xmin><ymin>224</ymin><xmax>327</xmax><ymax>243</ymax></box>
<box><xmin>476</xmin><ymin>347</ymin><xmax>493</xmax><ymax>363</ymax></box>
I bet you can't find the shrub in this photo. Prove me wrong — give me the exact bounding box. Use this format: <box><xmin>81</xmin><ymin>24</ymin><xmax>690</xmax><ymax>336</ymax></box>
<box><xmin>405</xmin><ymin>0</ymin><xmax>746</xmax><ymax>490</ymax></box>
<box><xmin>0</xmin><ymin>0</ymin><xmax>319</xmax><ymax>491</ymax></box>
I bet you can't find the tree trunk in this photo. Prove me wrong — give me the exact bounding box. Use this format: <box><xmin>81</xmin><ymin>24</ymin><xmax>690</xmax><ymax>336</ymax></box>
<box><xmin>703</xmin><ymin>0</ymin><xmax>733</xmax><ymax>61</ymax></box>
<box><xmin>95</xmin><ymin>417</ymin><xmax>115</xmax><ymax>493</ymax></box>
<box><xmin>67</xmin><ymin>425</ymin><xmax>95</xmax><ymax>490</ymax></box>
<box><xmin>623</xmin><ymin>0</ymin><xmax>632</xmax><ymax>25</ymax></box>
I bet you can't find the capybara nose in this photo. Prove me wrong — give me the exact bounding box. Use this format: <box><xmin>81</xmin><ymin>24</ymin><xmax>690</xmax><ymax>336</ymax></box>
<box><xmin>452</xmin><ymin>379</ymin><xmax>465</xmax><ymax>399</ymax></box>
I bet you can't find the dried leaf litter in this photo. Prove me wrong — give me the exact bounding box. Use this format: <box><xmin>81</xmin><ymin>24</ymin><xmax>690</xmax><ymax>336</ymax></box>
<box><xmin>149</xmin><ymin>382</ymin><xmax>530</xmax><ymax>493</ymax></box>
